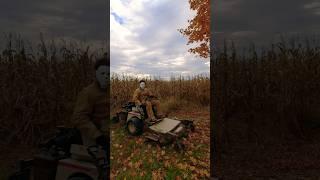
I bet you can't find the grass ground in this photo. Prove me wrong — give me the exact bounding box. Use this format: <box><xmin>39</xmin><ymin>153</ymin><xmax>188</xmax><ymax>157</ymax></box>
<box><xmin>110</xmin><ymin>107</ymin><xmax>210</xmax><ymax>179</ymax></box>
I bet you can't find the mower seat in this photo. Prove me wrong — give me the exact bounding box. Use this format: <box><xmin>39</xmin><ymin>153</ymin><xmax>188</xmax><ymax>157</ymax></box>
<box><xmin>122</xmin><ymin>102</ymin><xmax>136</xmax><ymax>111</ymax></box>
<box><xmin>41</xmin><ymin>127</ymin><xmax>83</xmax><ymax>154</ymax></box>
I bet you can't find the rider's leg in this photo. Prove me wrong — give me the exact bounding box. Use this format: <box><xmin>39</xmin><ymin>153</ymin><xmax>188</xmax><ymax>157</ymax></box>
<box><xmin>80</xmin><ymin>131</ymin><xmax>97</xmax><ymax>146</ymax></box>
<box><xmin>146</xmin><ymin>100</ymin><xmax>156</xmax><ymax>120</ymax></box>
<box><xmin>151</xmin><ymin>99</ymin><xmax>163</xmax><ymax>118</ymax></box>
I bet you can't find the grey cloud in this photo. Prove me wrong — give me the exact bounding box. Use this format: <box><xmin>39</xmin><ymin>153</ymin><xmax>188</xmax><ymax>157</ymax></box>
<box><xmin>304</xmin><ymin>1</ymin><xmax>320</xmax><ymax>9</ymax></box>
<box><xmin>212</xmin><ymin>0</ymin><xmax>320</xmax><ymax>50</ymax></box>
<box><xmin>111</xmin><ymin>0</ymin><xmax>209</xmax><ymax>76</ymax></box>
<box><xmin>0</xmin><ymin>0</ymin><xmax>107</xmax><ymax>49</ymax></box>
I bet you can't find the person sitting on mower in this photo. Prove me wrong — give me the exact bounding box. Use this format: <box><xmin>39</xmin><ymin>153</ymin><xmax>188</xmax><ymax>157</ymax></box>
<box><xmin>132</xmin><ymin>80</ymin><xmax>163</xmax><ymax>122</ymax></box>
<box><xmin>71</xmin><ymin>56</ymin><xmax>109</xmax><ymax>156</ymax></box>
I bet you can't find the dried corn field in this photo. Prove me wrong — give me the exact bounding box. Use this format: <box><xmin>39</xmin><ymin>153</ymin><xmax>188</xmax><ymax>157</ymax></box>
<box><xmin>110</xmin><ymin>74</ymin><xmax>210</xmax><ymax>114</ymax></box>
<box><xmin>211</xmin><ymin>40</ymin><xmax>320</xmax><ymax>179</ymax></box>
<box><xmin>0</xmin><ymin>35</ymin><xmax>210</xmax><ymax>145</ymax></box>
<box><xmin>213</xmin><ymin>41</ymin><xmax>320</xmax><ymax>146</ymax></box>
<box><xmin>0</xmin><ymin>36</ymin><xmax>104</xmax><ymax>145</ymax></box>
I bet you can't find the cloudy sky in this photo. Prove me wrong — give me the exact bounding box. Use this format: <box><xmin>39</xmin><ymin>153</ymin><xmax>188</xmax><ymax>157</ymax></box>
<box><xmin>0</xmin><ymin>0</ymin><xmax>107</xmax><ymax>51</ymax></box>
<box><xmin>213</xmin><ymin>0</ymin><xmax>320</xmax><ymax>51</ymax></box>
<box><xmin>2</xmin><ymin>0</ymin><xmax>319</xmax><ymax>74</ymax></box>
<box><xmin>110</xmin><ymin>0</ymin><xmax>210</xmax><ymax>78</ymax></box>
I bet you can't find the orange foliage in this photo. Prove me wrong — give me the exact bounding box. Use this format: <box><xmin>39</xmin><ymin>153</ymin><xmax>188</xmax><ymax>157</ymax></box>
<box><xmin>179</xmin><ymin>0</ymin><xmax>210</xmax><ymax>59</ymax></box>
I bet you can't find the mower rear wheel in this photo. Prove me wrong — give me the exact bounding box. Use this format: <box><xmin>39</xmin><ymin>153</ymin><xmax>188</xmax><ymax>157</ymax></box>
<box><xmin>68</xmin><ymin>173</ymin><xmax>94</xmax><ymax>180</ymax></box>
<box><xmin>68</xmin><ymin>177</ymin><xmax>93</xmax><ymax>180</ymax></box>
<box><xmin>126</xmin><ymin>117</ymin><xmax>144</xmax><ymax>136</ymax></box>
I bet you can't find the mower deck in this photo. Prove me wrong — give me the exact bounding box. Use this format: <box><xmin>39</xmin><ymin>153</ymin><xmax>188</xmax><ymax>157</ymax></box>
<box><xmin>144</xmin><ymin>118</ymin><xmax>194</xmax><ymax>149</ymax></box>
<box><xmin>114</xmin><ymin>101</ymin><xmax>195</xmax><ymax>151</ymax></box>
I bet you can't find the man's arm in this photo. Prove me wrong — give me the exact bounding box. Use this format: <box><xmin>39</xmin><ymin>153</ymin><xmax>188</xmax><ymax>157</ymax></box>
<box><xmin>132</xmin><ymin>89</ymin><xmax>141</xmax><ymax>105</ymax></box>
<box><xmin>147</xmin><ymin>88</ymin><xmax>156</xmax><ymax>98</ymax></box>
<box><xmin>72</xmin><ymin>89</ymin><xmax>102</xmax><ymax>139</ymax></box>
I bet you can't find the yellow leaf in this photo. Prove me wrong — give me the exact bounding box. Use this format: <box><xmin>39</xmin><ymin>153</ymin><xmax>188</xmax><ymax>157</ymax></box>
<box><xmin>190</xmin><ymin>157</ymin><xmax>197</xmax><ymax>164</ymax></box>
<box><xmin>177</xmin><ymin>163</ymin><xmax>187</xmax><ymax>170</ymax></box>
<box><xmin>189</xmin><ymin>165</ymin><xmax>196</xmax><ymax>171</ymax></box>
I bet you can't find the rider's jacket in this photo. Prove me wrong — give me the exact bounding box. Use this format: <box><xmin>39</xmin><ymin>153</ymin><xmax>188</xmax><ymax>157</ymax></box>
<box><xmin>71</xmin><ymin>81</ymin><xmax>107</xmax><ymax>144</ymax></box>
<box><xmin>132</xmin><ymin>87</ymin><xmax>154</xmax><ymax>105</ymax></box>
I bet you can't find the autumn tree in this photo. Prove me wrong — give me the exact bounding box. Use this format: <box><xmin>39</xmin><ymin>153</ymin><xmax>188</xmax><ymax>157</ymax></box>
<box><xmin>179</xmin><ymin>0</ymin><xmax>210</xmax><ymax>59</ymax></box>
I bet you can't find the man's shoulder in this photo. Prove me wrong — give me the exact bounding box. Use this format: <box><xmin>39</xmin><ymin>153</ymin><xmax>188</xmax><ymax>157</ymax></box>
<box><xmin>134</xmin><ymin>88</ymin><xmax>141</xmax><ymax>92</ymax></box>
<box><xmin>134</xmin><ymin>88</ymin><xmax>150</xmax><ymax>92</ymax></box>
<box><xmin>79</xmin><ymin>82</ymin><xmax>99</xmax><ymax>96</ymax></box>
<box><xmin>144</xmin><ymin>88</ymin><xmax>152</xmax><ymax>92</ymax></box>
<box><xmin>82</xmin><ymin>82</ymin><xmax>95</xmax><ymax>90</ymax></box>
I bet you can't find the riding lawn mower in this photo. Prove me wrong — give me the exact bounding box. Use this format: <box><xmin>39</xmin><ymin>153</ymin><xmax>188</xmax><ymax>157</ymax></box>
<box><xmin>112</xmin><ymin>96</ymin><xmax>195</xmax><ymax>151</ymax></box>
<box><xmin>8</xmin><ymin>127</ymin><xmax>109</xmax><ymax>180</ymax></box>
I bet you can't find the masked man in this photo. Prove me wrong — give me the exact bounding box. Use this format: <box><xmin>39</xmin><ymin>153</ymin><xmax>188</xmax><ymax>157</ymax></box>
<box><xmin>132</xmin><ymin>80</ymin><xmax>163</xmax><ymax>122</ymax></box>
<box><xmin>72</xmin><ymin>57</ymin><xmax>108</xmax><ymax>151</ymax></box>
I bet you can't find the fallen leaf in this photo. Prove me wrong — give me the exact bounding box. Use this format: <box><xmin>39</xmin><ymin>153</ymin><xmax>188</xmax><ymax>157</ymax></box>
<box><xmin>130</xmin><ymin>171</ymin><xmax>137</xmax><ymax>176</ymax></box>
<box><xmin>189</xmin><ymin>165</ymin><xmax>196</xmax><ymax>171</ymax></box>
<box><xmin>134</xmin><ymin>161</ymin><xmax>142</xmax><ymax>168</ymax></box>
<box><xmin>164</xmin><ymin>160</ymin><xmax>170</xmax><ymax>168</ymax></box>
<box><xmin>148</xmin><ymin>158</ymin><xmax>154</xmax><ymax>164</ymax></box>
<box><xmin>190</xmin><ymin>157</ymin><xmax>198</xmax><ymax>164</ymax></box>
<box><xmin>152</xmin><ymin>170</ymin><xmax>163</xmax><ymax>180</ymax></box>
<box><xmin>177</xmin><ymin>163</ymin><xmax>187</xmax><ymax>170</ymax></box>
<box><xmin>128</xmin><ymin>162</ymin><xmax>133</xmax><ymax>168</ymax></box>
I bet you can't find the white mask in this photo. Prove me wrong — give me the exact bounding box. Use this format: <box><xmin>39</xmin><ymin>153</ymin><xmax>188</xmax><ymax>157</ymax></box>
<box><xmin>96</xmin><ymin>65</ymin><xmax>108</xmax><ymax>89</ymax></box>
<box><xmin>140</xmin><ymin>82</ymin><xmax>145</xmax><ymax>89</ymax></box>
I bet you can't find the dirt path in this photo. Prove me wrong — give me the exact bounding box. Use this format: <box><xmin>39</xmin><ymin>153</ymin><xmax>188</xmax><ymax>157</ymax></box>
<box><xmin>110</xmin><ymin>108</ymin><xmax>210</xmax><ymax>179</ymax></box>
